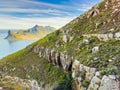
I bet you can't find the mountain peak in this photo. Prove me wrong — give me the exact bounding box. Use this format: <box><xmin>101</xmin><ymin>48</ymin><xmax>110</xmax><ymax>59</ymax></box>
<box><xmin>34</xmin><ymin>25</ymin><xmax>39</xmax><ymax>28</ymax></box>
<box><xmin>5</xmin><ymin>30</ymin><xmax>16</xmax><ymax>39</ymax></box>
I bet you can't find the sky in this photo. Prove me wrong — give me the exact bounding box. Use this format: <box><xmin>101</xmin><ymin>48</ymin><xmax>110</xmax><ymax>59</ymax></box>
<box><xmin>0</xmin><ymin>0</ymin><xmax>102</xmax><ymax>30</ymax></box>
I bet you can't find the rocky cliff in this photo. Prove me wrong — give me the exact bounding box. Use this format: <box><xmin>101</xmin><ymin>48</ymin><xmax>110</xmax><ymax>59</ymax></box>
<box><xmin>5</xmin><ymin>25</ymin><xmax>56</xmax><ymax>40</ymax></box>
<box><xmin>31</xmin><ymin>44</ymin><xmax>120</xmax><ymax>90</ymax></box>
<box><xmin>0</xmin><ymin>0</ymin><xmax>120</xmax><ymax>90</ymax></box>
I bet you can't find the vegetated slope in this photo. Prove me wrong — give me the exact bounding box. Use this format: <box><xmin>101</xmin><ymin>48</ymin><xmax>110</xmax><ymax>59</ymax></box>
<box><xmin>0</xmin><ymin>49</ymin><xmax>72</xmax><ymax>90</ymax></box>
<box><xmin>5</xmin><ymin>25</ymin><xmax>56</xmax><ymax>40</ymax></box>
<box><xmin>0</xmin><ymin>0</ymin><xmax>120</xmax><ymax>90</ymax></box>
<box><xmin>30</xmin><ymin>0</ymin><xmax>120</xmax><ymax>74</ymax></box>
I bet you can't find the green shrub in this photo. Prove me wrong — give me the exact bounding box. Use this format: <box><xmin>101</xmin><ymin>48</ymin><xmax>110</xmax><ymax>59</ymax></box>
<box><xmin>100</xmin><ymin>65</ymin><xmax>116</xmax><ymax>75</ymax></box>
<box><xmin>82</xmin><ymin>79</ymin><xmax>90</xmax><ymax>88</ymax></box>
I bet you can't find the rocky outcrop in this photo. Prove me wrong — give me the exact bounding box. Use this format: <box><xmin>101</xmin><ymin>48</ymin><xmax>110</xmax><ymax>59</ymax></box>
<box><xmin>0</xmin><ymin>75</ymin><xmax>59</xmax><ymax>90</ymax></box>
<box><xmin>112</xmin><ymin>9</ymin><xmax>120</xmax><ymax>22</ymax></box>
<box><xmin>36</xmin><ymin>46</ymin><xmax>73</xmax><ymax>71</ymax></box>
<box><xmin>83</xmin><ymin>32</ymin><xmax>120</xmax><ymax>41</ymax></box>
<box><xmin>61</xmin><ymin>28</ymin><xmax>74</xmax><ymax>43</ymax></box>
<box><xmin>72</xmin><ymin>60</ymin><xmax>96</xmax><ymax>90</ymax></box>
<box><xmin>92</xmin><ymin>46</ymin><xmax>99</xmax><ymax>53</ymax></box>
<box><xmin>28</xmin><ymin>80</ymin><xmax>41</xmax><ymax>90</ymax></box>
<box><xmin>105</xmin><ymin>0</ymin><xmax>120</xmax><ymax>10</ymax></box>
<box><xmin>72</xmin><ymin>60</ymin><xmax>120</xmax><ymax>90</ymax></box>
<box><xmin>99</xmin><ymin>75</ymin><xmax>120</xmax><ymax>90</ymax></box>
<box><xmin>32</xmin><ymin>46</ymin><xmax>120</xmax><ymax>90</ymax></box>
<box><xmin>0</xmin><ymin>75</ymin><xmax>39</xmax><ymax>90</ymax></box>
<box><xmin>87</xmin><ymin>9</ymin><xmax>99</xmax><ymax>18</ymax></box>
<box><xmin>62</xmin><ymin>35</ymin><xmax>74</xmax><ymax>43</ymax></box>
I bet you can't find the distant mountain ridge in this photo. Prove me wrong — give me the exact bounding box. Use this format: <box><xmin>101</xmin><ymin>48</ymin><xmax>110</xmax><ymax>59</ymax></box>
<box><xmin>5</xmin><ymin>25</ymin><xmax>56</xmax><ymax>40</ymax></box>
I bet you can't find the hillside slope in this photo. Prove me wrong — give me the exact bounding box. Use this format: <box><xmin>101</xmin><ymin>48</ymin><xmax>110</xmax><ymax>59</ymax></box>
<box><xmin>0</xmin><ymin>0</ymin><xmax>120</xmax><ymax>90</ymax></box>
<box><xmin>5</xmin><ymin>25</ymin><xmax>56</xmax><ymax>40</ymax></box>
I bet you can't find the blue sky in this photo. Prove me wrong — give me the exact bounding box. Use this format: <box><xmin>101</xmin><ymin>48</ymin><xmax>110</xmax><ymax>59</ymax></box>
<box><xmin>0</xmin><ymin>0</ymin><xmax>102</xmax><ymax>29</ymax></box>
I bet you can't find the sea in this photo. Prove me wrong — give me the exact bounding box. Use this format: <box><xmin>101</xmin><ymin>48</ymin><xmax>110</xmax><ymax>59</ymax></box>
<box><xmin>0</xmin><ymin>30</ymin><xmax>36</xmax><ymax>59</ymax></box>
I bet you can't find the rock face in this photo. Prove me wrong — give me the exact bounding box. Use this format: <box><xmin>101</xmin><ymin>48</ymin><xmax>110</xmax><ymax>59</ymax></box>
<box><xmin>72</xmin><ymin>60</ymin><xmax>97</xmax><ymax>90</ymax></box>
<box><xmin>71</xmin><ymin>60</ymin><xmax>120</xmax><ymax>90</ymax></box>
<box><xmin>32</xmin><ymin>46</ymin><xmax>120</xmax><ymax>90</ymax></box>
<box><xmin>0</xmin><ymin>75</ymin><xmax>59</xmax><ymax>90</ymax></box>
<box><xmin>83</xmin><ymin>32</ymin><xmax>120</xmax><ymax>41</ymax></box>
<box><xmin>36</xmin><ymin>46</ymin><xmax>73</xmax><ymax>71</ymax></box>
<box><xmin>105</xmin><ymin>0</ymin><xmax>120</xmax><ymax>10</ymax></box>
<box><xmin>87</xmin><ymin>9</ymin><xmax>100</xmax><ymax>18</ymax></box>
<box><xmin>0</xmin><ymin>75</ymin><xmax>39</xmax><ymax>90</ymax></box>
<box><xmin>99</xmin><ymin>75</ymin><xmax>120</xmax><ymax>90</ymax></box>
<box><xmin>62</xmin><ymin>28</ymin><xmax>74</xmax><ymax>43</ymax></box>
<box><xmin>5</xmin><ymin>25</ymin><xmax>56</xmax><ymax>40</ymax></box>
<box><xmin>28</xmin><ymin>80</ymin><xmax>41</xmax><ymax>90</ymax></box>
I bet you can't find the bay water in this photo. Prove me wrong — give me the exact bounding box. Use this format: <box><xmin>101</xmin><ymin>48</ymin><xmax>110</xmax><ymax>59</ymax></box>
<box><xmin>0</xmin><ymin>30</ymin><xmax>36</xmax><ymax>59</ymax></box>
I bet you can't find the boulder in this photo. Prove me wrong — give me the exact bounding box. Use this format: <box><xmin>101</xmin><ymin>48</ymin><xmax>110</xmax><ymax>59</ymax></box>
<box><xmin>55</xmin><ymin>41</ymin><xmax>61</xmax><ymax>47</ymax></box>
<box><xmin>92</xmin><ymin>46</ymin><xmax>99</xmax><ymax>53</ymax></box>
<box><xmin>60</xmin><ymin>55</ymin><xmax>66</xmax><ymax>70</ymax></box>
<box><xmin>88</xmin><ymin>82</ymin><xmax>99</xmax><ymax>90</ymax></box>
<box><xmin>60</xmin><ymin>54</ymin><xmax>73</xmax><ymax>71</ymax></box>
<box><xmin>62</xmin><ymin>35</ymin><xmax>73</xmax><ymax>43</ymax></box>
<box><xmin>84</xmin><ymin>66</ymin><xmax>90</xmax><ymax>72</ymax></box>
<box><xmin>79</xmin><ymin>64</ymin><xmax>85</xmax><ymax>72</ymax></box>
<box><xmin>45</xmin><ymin>49</ymin><xmax>51</xmax><ymax>62</ymax></box>
<box><xmin>87</xmin><ymin>9</ymin><xmax>99</xmax><ymax>18</ymax></box>
<box><xmin>0</xmin><ymin>87</ymin><xmax>3</xmax><ymax>90</ymax></box>
<box><xmin>39</xmin><ymin>47</ymin><xmax>45</xmax><ymax>57</ymax></box>
<box><xmin>108</xmin><ymin>33</ymin><xmax>114</xmax><ymax>39</ymax></box>
<box><xmin>83</xmin><ymin>39</ymin><xmax>89</xmax><ymax>45</ymax></box>
<box><xmin>63</xmin><ymin>35</ymin><xmax>69</xmax><ymax>42</ymax></box>
<box><xmin>96</xmin><ymin>22</ymin><xmax>103</xmax><ymax>28</ymax></box>
<box><xmin>95</xmin><ymin>72</ymin><xmax>101</xmax><ymax>77</ymax></box>
<box><xmin>90</xmin><ymin>68</ymin><xmax>96</xmax><ymax>74</ymax></box>
<box><xmin>114</xmin><ymin>32</ymin><xmax>120</xmax><ymax>40</ymax></box>
<box><xmin>113</xmin><ymin>9</ymin><xmax>120</xmax><ymax>22</ymax></box>
<box><xmin>86</xmin><ymin>68</ymin><xmax>96</xmax><ymax>80</ymax></box>
<box><xmin>91</xmin><ymin>76</ymin><xmax>101</xmax><ymax>85</ymax></box>
<box><xmin>86</xmin><ymin>72</ymin><xmax>95</xmax><ymax>81</ymax></box>
<box><xmin>109</xmin><ymin>28</ymin><xmax>115</xmax><ymax>31</ymax></box>
<box><xmin>72</xmin><ymin>60</ymin><xmax>80</xmax><ymax>71</ymax></box>
<box><xmin>28</xmin><ymin>80</ymin><xmax>41</xmax><ymax>90</ymax></box>
<box><xmin>51</xmin><ymin>50</ymin><xmax>57</xmax><ymax>65</ymax></box>
<box><xmin>108</xmin><ymin>59</ymin><xmax>113</xmax><ymax>62</ymax></box>
<box><xmin>99</xmin><ymin>75</ymin><xmax>120</xmax><ymax>90</ymax></box>
<box><xmin>72</xmin><ymin>60</ymin><xmax>80</xmax><ymax>78</ymax></box>
<box><xmin>108</xmin><ymin>75</ymin><xmax>119</xmax><ymax>80</ymax></box>
<box><xmin>26</xmin><ymin>46</ymin><xmax>33</xmax><ymax>51</ymax></box>
<box><xmin>93</xmin><ymin>57</ymin><xmax>99</xmax><ymax>60</ymax></box>
<box><xmin>33</xmin><ymin>46</ymin><xmax>40</xmax><ymax>54</ymax></box>
<box><xmin>98</xmin><ymin>34</ymin><xmax>109</xmax><ymax>41</ymax></box>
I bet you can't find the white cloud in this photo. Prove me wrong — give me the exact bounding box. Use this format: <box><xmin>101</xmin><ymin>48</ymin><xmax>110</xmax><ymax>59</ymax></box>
<box><xmin>0</xmin><ymin>8</ymin><xmax>70</xmax><ymax>15</ymax></box>
<box><xmin>0</xmin><ymin>0</ymin><xmax>93</xmax><ymax>11</ymax></box>
<box><xmin>0</xmin><ymin>0</ymin><xmax>100</xmax><ymax>30</ymax></box>
<box><xmin>0</xmin><ymin>0</ymin><xmax>75</xmax><ymax>10</ymax></box>
<box><xmin>22</xmin><ymin>0</ymin><xmax>74</xmax><ymax>9</ymax></box>
<box><xmin>0</xmin><ymin>15</ymin><xmax>76</xmax><ymax>29</ymax></box>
